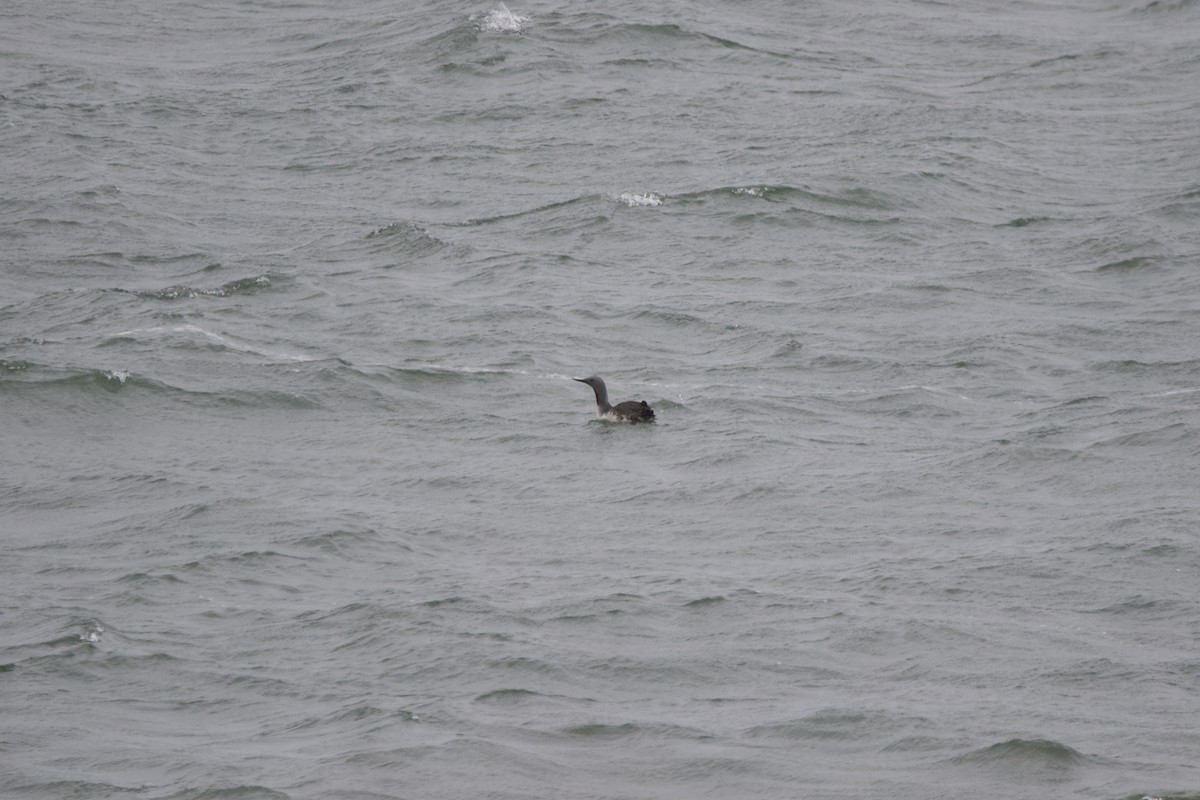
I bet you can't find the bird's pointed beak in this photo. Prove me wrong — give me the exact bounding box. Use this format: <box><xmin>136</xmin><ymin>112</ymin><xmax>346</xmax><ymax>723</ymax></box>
<box><xmin>573</xmin><ymin>377</ymin><xmax>586</xmax><ymax>383</ymax></box>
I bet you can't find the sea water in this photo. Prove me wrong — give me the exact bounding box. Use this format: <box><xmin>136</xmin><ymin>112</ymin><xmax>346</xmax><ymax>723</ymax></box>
<box><xmin>2</xmin><ymin>1</ymin><xmax>1199</xmax><ymax>798</ymax></box>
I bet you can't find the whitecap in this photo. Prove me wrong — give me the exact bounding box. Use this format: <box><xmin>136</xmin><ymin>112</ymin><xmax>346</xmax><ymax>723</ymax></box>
<box><xmin>617</xmin><ymin>192</ymin><xmax>664</xmax><ymax>208</ymax></box>
<box><xmin>104</xmin><ymin>370</ymin><xmax>131</xmax><ymax>384</ymax></box>
<box><xmin>476</xmin><ymin>2</ymin><xmax>529</xmax><ymax>34</ymax></box>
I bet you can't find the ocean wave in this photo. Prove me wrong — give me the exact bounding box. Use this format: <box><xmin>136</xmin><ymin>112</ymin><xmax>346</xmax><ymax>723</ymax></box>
<box><xmin>548</xmin><ymin>17</ymin><xmax>792</xmax><ymax>62</ymax></box>
<box><xmin>996</xmin><ymin>215</ymin><xmax>1057</xmax><ymax>227</ymax></box>
<box><xmin>473</xmin><ymin>3</ymin><xmax>530</xmax><ymax>34</ymax></box>
<box><xmin>290</xmin><ymin>527</ymin><xmax>392</xmax><ymax>557</ymax></box>
<box><xmin>1133</xmin><ymin>0</ymin><xmax>1200</xmax><ymax>14</ymax></box>
<box><xmin>0</xmin><ymin>362</ymin><xmax>160</xmax><ymax>394</ymax></box>
<box><xmin>848</xmin><ymin>384</ymin><xmax>973</xmax><ymax>419</ymax></box>
<box><xmin>1087</xmin><ymin>422</ymin><xmax>1191</xmax><ymax>449</ymax></box>
<box><xmin>435</xmin><ymin>182</ymin><xmax>904</xmax><ymax>235</ymax></box>
<box><xmin>474</xmin><ymin>688</ymin><xmax>549</xmax><ymax>704</ymax></box>
<box><xmin>1095</xmin><ymin>255</ymin><xmax>1162</xmax><ymax>272</ymax></box>
<box><xmin>662</xmin><ymin>184</ymin><xmax>909</xmax><ymax>228</ymax></box>
<box><xmin>0</xmin><ymin>616</ymin><xmax>114</xmax><ymax>672</ymax></box>
<box><xmin>364</xmin><ymin>220</ymin><xmax>456</xmax><ymax>259</ymax></box>
<box><xmin>617</xmin><ymin>191</ymin><xmax>664</xmax><ymax>207</ymax></box>
<box><xmin>450</xmin><ymin>193</ymin><xmax>602</xmax><ymax>228</ymax></box>
<box><xmin>719</xmin><ymin>183</ymin><xmax>903</xmax><ymax>211</ymax></box>
<box><xmin>125</xmin><ymin>274</ymin><xmax>276</xmax><ymax>301</ymax></box>
<box><xmin>281</xmin><ymin>703</ymin><xmax>407</xmax><ymax>735</ymax></box>
<box><xmin>946</xmin><ymin>737</ymin><xmax>1092</xmax><ymax>768</ymax></box>
<box><xmin>2</xmin><ymin>781</ymin><xmax>161</xmax><ymax>799</ymax></box>
<box><xmin>0</xmin><ymin>358</ymin><xmax>547</xmax><ymax>414</ymax></box>
<box><xmin>103</xmin><ymin>324</ymin><xmax>316</xmax><ymax>363</ymax></box>
<box><xmin>0</xmin><ymin>360</ymin><xmax>326</xmax><ymax>409</ymax></box>
<box><xmin>1090</xmin><ymin>358</ymin><xmax>1200</xmax><ymax>377</ymax></box>
<box><xmin>744</xmin><ymin>709</ymin><xmax>921</xmax><ymax>741</ymax></box>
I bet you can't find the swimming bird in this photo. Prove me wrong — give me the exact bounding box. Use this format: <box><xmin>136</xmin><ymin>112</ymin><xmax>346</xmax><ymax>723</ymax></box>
<box><xmin>574</xmin><ymin>376</ymin><xmax>655</xmax><ymax>423</ymax></box>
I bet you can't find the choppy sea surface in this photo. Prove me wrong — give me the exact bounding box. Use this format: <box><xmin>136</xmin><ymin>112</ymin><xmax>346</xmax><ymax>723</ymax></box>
<box><xmin>3</xmin><ymin>1</ymin><xmax>1200</xmax><ymax>798</ymax></box>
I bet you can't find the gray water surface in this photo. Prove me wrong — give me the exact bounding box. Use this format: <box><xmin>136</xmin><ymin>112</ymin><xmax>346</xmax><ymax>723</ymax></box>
<box><xmin>3</xmin><ymin>1</ymin><xmax>1199</xmax><ymax>798</ymax></box>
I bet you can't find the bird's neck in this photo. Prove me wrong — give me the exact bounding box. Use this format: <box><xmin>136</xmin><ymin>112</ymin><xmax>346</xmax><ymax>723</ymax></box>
<box><xmin>590</xmin><ymin>385</ymin><xmax>611</xmax><ymax>411</ymax></box>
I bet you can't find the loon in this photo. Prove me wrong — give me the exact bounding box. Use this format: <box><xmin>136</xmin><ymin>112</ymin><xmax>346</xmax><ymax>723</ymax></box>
<box><xmin>574</xmin><ymin>376</ymin><xmax>655</xmax><ymax>423</ymax></box>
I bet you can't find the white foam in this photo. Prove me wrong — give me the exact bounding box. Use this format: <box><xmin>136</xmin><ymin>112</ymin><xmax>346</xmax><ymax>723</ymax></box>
<box><xmin>1145</xmin><ymin>386</ymin><xmax>1200</xmax><ymax>398</ymax></box>
<box><xmin>107</xmin><ymin>324</ymin><xmax>314</xmax><ymax>363</ymax></box>
<box><xmin>423</xmin><ymin>364</ymin><xmax>512</xmax><ymax>375</ymax></box>
<box><xmin>477</xmin><ymin>3</ymin><xmax>529</xmax><ymax>33</ymax></box>
<box><xmin>154</xmin><ymin>275</ymin><xmax>270</xmax><ymax>300</ymax></box>
<box><xmin>618</xmin><ymin>192</ymin><xmax>664</xmax><ymax>208</ymax></box>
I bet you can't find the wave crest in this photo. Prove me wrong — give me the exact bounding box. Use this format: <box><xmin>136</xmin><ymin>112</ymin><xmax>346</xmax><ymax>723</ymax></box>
<box><xmin>617</xmin><ymin>192</ymin><xmax>664</xmax><ymax>207</ymax></box>
<box><xmin>474</xmin><ymin>3</ymin><xmax>529</xmax><ymax>34</ymax></box>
